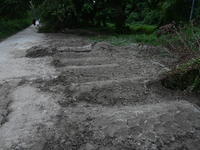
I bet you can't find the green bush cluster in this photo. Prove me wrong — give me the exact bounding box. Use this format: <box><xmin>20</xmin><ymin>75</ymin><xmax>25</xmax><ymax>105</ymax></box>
<box><xmin>0</xmin><ymin>19</ymin><xmax>31</xmax><ymax>40</ymax></box>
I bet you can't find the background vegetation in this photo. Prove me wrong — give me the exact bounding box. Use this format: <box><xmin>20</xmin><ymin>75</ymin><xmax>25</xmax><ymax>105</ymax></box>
<box><xmin>30</xmin><ymin>0</ymin><xmax>200</xmax><ymax>32</ymax></box>
<box><xmin>0</xmin><ymin>0</ymin><xmax>32</xmax><ymax>39</ymax></box>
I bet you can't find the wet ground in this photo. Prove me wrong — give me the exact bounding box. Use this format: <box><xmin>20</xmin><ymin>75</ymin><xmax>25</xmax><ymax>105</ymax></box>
<box><xmin>0</xmin><ymin>25</ymin><xmax>199</xmax><ymax>150</ymax></box>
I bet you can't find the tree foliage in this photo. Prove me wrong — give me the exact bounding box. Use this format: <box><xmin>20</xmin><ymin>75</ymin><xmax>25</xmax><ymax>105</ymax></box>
<box><xmin>0</xmin><ymin>0</ymin><xmax>30</xmax><ymax>19</ymax></box>
<box><xmin>0</xmin><ymin>0</ymin><xmax>199</xmax><ymax>32</ymax></box>
<box><xmin>147</xmin><ymin>0</ymin><xmax>200</xmax><ymax>24</ymax></box>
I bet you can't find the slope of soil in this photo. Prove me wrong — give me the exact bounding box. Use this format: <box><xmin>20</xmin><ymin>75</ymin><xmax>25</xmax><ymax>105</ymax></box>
<box><xmin>0</xmin><ymin>27</ymin><xmax>199</xmax><ymax>150</ymax></box>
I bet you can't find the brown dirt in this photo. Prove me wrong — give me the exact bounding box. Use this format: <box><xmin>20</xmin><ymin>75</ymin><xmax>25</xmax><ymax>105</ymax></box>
<box><xmin>31</xmin><ymin>33</ymin><xmax>200</xmax><ymax>149</ymax></box>
<box><xmin>0</xmin><ymin>28</ymin><xmax>200</xmax><ymax>150</ymax></box>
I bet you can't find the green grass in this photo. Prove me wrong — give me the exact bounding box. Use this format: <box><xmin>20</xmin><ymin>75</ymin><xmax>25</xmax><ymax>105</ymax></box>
<box><xmin>91</xmin><ymin>34</ymin><xmax>160</xmax><ymax>46</ymax></box>
<box><xmin>129</xmin><ymin>24</ymin><xmax>157</xmax><ymax>34</ymax></box>
<box><xmin>90</xmin><ymin>24</ymin><xmax>159</xmax><ymax>46</ymax></box>
<box><xmin>90</xmin><ymin>23</ymin><xmax>200</xmax><ymax>49</ymax></box>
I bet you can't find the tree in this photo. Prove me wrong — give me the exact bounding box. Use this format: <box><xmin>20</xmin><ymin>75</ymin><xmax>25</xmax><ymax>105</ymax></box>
<box><xmin>146</xmin><ymin>0</ymin><xmax>200</xmax><ymax>25</ymax></box>
<box><xmin>32</xmin><ymin>0</ymin><xmax>200</xmax><ymax>32</ymax></box>
<box><xmin>39</xmin><ymin>0</ymin><xmax>74</xmax><ymax>30</ymax></box>
<box><xmin>106</xmin><ymin>0</ymin><xmax>134</xmax><ymax>32</ymax></box>
<box><xmin>36</xmin><ymin>0</ymin><xmax>136</xmax><ymax>32</ymax></box>
<box><xmin>0</xmin><ymin>0</ymin><xmax>30</xmax><ymax>19</ymax></box>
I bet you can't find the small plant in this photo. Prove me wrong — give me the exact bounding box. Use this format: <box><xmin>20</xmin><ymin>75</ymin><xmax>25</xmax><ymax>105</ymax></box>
<box><xmin>161</xmin><ymin>56</ymin><xmax>200</xmax><ymax>93</ymax></box>
<box><xmin>158</xmin><ymin>24</ymin><xmax>200</xmax><ymax>63</ymax></box>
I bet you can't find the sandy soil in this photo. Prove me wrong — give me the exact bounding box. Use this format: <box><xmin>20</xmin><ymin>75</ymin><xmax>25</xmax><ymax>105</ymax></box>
<box><xmin>0</xmin><ymin>25</ymin><xmax>199</xmax><ymax>150</ymax></box>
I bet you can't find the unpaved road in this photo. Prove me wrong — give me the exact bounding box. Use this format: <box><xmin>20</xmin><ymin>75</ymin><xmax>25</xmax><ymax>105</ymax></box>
<box><xmin>0</xmin><ymin>25</ymin><xmax>200</xmax><ymax>150</ymax></box>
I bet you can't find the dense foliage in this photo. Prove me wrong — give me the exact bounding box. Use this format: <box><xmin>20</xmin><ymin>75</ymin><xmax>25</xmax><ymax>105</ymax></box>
<box><xmin>1</xmin><ymin>0</ymin><xmax>199</xmax><ymax>34</ymax></box>
<box><xmin>30</xmin><ymin>0</ymin><xmax>200</xmax><ymax>32</ymax></box>
<box><xmin>0</xmin><ymin>0</ymin><xmax>30</xmax><ymax>19</ymax></box>
<box><xmin>0</xmin><ymin>0</ymin><xmax>32</xmax><ymax>39</ymax></box>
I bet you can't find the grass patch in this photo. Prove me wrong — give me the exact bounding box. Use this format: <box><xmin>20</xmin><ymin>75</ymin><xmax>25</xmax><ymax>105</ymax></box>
<box><xmin>134</xmin><ymin>33</ymin><xmax>159</xmax><ymax>45</ymax></box>
<box><xmin>89</xmin><ymin>23</ymin><xmax>159</xmax><ymax>46</ymax></box>
<box><xmin>129</xmin><ymin>24</ymin><xmax>157</xmax><ymax>34</ymax></box>
<box><xmin>91</xmin><ymin>33</ymin><xmax>159</xmax><ymax>46</ymax></box>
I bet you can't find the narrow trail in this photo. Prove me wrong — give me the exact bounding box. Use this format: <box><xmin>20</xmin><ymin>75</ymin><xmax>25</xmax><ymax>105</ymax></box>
<box><xmin>0</xmin><ymin>26</ymin><xmax>199</xmax><ymax>150</ymax></box>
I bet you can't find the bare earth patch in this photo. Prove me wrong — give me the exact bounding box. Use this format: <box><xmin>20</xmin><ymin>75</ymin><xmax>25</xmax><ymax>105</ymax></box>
<box><xmin>0</xmin><ymin>27</ymin><xmax>199</xmax><ymax>150</ymax></box>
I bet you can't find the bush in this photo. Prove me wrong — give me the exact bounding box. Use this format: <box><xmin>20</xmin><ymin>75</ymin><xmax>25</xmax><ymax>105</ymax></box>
<box><xmin>158</xmin><ymin>25</ymin><xmax>200</xmax><ymax>93</ymax></box>
<box><xmin>158</xmin><ymin>25</ymin><xmax>200</xmax><ymax>61</ymax></box>
<box><xmin>134</xmin><ymin>33</ymin><xmax>159</xmax><ymax>45</ymax></box>
<box><xmin>0</xmin><ymin>18</ymin><xmax>31</xmax><ymax>40</ymax></box>
<box><xmin>161</xmin><ymin>58</ymin><xmax>200</xmax><ymax>93</ymax></box>
<box><xmin>126</xmin><ymin>12</ymin><xmax>140</xmax><ymax>24</ymax></box>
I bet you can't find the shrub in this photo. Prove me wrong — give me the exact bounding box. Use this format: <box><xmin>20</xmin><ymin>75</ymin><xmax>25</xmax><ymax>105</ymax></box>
<box><xmin>161</xmin><ymin>58</ymin><xmax>200</xmax><ymax>93</ymax></box>
<box><xmin>0</xmin><ymin>18</ymin><xmax>31</xmax><ymax>40</ymax></box>
<box><xmin>159</xmin><ymin>25</ymin><xmax>200</xmax><ymax>93</ymax></box>
<box><xmin>129</xmin><ymin>24</ymin><xmax>157</xmax><ymax>34</ymax></box>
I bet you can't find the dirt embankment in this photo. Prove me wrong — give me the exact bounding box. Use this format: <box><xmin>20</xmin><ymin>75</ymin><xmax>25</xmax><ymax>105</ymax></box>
<box><xmin>0</xmin><ymin>27</ymin><xmax>199</xmax><ymax>150</ymax></box>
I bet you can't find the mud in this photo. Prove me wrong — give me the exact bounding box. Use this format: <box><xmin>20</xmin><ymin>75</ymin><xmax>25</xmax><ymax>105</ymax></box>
<box><xmin>0</xmin><ymin>26</ymin><xmax>199</xmax><ymax>150</ymax></box>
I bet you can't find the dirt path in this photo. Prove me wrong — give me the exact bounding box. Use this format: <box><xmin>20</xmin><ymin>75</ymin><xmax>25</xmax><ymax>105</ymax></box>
<box><xmin>0</xmin><ymin>26</ymin><xmax>199</xmax><ymax>150</ymax></box>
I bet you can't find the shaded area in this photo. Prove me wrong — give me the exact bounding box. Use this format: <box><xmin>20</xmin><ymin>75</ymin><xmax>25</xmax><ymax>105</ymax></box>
<box><xmin>147</xmin><ymin>58</ymin><xmax>200</xmax><ymax>96</ymax></box>
<box><xmin>0</xmin><ymin>83</ymin><xmax>12</xmax><ymax>126</ymax></box>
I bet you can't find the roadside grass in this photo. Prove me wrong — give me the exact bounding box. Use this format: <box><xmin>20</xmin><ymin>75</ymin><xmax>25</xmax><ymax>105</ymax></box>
<box><xmin>129</xmin><ymin>24</ymin><xmax>157</xmax><ymax>34</ymax></box>
<box><xmin>89</xmin><ymin>24</ymin><xmax>159</xmax><ymax>46</ymax></box>
<box><xmin>0</xmin><ymin>18</ymin><xmax>31</xmax><ymax>40</ymax></box>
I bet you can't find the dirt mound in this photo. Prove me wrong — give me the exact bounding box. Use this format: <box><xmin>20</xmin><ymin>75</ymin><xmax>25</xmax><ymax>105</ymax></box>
<box><xmin>26</xmin><ymin>45</ymin><xmax>54</xmax><ymax>58</ymax></box>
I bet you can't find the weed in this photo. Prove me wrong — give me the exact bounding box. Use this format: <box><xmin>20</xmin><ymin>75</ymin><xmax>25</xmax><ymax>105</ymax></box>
<box><xmin>158</xmin><ymin>24</ymin><xmax>200</xmax><ymax>93</ymax></box>
<box><xmin>161</xmin><ymin>56</ymin><xmax>200</xmax><ymax>93</ymax></box>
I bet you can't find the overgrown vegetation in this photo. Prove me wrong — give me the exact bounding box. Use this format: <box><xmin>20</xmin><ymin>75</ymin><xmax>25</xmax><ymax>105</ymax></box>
<box><xmin>30</xmin><ymin>0</ymin><xmax>200</xmax><ymax>33</ymax></box>
<box><xmin>161</xmin><ymin>58</ymin><xmax>200</xmax><ymax>93</ymax></box>
<box><xmin>0</xmin><ymin>0</ymin><xmax>31</xmax><ymax>40</ymax></box>
<box><xmin>155</xmin><ymin>24</ymin><xmax>200</xmax><ymax>93</ymax></box>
